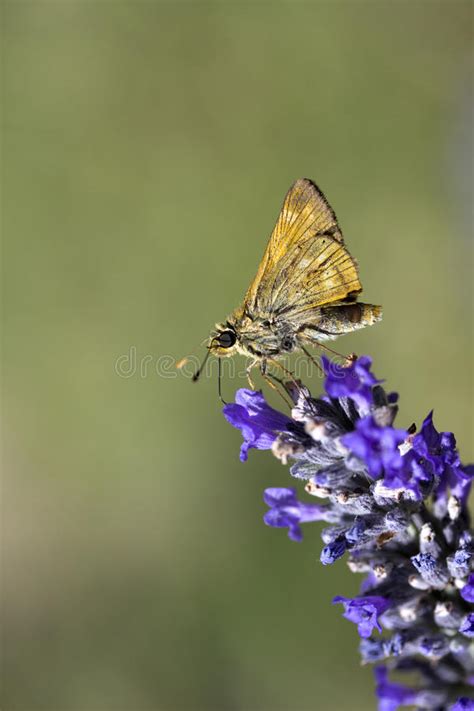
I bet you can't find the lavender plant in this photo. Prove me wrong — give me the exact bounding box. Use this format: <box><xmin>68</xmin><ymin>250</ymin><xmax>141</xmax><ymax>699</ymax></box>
<box><xmin>223</xmin><ymin>356</ymin><xmax>474</xmax><ymax>710</ymax></box>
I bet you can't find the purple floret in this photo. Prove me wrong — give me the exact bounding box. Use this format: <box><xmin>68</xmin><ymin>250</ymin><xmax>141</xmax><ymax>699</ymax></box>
<box><xmin>461</xmin><ymin>574</ymin><xmax>474</xmax><ymax>603</ymax></box>
<box><xmin>263</xmin><ymin>487</ymin><xmax>336</xmax><ymax>542</ymax></box>
<box><xmin>223</xmin><ymin>389</ymin><xmax>292</xmax><ymax>461</ymax></box>
<box><xmin>322</xmin><ymin>354</ymin><xmax>382</xmax><ymax>414</ymax></box>
<box><xmin>333</xmin><ymin>595</ymin><xmax>391</xmax><ymax>638</ymax></box>
<box><xmin>451</xmin><ymin>699</ymin><xmax>474</xmax><ymax>711</ymax></box>
<box><xmin>342</xmin><ymin>416</ymin><xmax>406</xmax><ymax>479</ymax></box>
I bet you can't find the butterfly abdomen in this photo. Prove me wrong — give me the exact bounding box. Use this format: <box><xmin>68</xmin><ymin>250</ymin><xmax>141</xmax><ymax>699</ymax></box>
<box><xmin>299</xmin><ymin>303</ymin><xmax>382</xmax><ymax>342</ymax></box>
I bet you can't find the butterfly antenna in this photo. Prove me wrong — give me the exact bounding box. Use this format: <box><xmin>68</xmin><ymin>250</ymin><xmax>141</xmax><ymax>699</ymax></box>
<box><xmin>192</xmin><ymin>348</ymin><xmax>211</xmax><ymax>382</ymax></box>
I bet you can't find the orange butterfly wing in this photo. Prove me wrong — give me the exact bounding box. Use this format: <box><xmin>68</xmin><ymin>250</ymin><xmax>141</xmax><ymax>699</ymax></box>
<box><xmin>243</xmin><ymin>178</ymin><xmax>362</xmax><ymax>318</ymax></box>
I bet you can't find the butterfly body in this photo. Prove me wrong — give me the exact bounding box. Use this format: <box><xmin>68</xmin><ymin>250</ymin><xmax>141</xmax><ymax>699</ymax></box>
<box><xmin>214</xmin><ymin>310</ymin><xmax>296</xmax><ymax>358</ymax></box>
<box><xmin>206</xmin><ymin>178</ymin><xmax>382</xmax><ymax>379</ymax></box>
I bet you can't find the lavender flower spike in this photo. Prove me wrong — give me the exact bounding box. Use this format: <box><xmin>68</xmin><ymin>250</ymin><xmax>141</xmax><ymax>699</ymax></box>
<box><xmin>223</xmin><ymin>355</ymin><xmax>474</xmax><ymax>709</ymax></box>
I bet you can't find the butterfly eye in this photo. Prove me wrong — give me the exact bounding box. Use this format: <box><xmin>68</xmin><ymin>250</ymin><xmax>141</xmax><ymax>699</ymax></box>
<box><xmin>217</xmin><ymin>330</ymin><xmax>237</xmax><ymax>348</ymax></box>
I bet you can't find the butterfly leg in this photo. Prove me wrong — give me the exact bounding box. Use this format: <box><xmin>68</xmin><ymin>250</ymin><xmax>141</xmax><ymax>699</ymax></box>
<box><xmin>301</xmin><ymin>342</ymin><xmax>357</xmax><ymax>368</ymax></box>
<box><xmin>298</xmin><ymin>345</ymin><xmax>324</xmax><ymax>374</ymax></box>
<box><xmin>266</xmin><ymin>357</ymin><xmax>301</xmax><ymax>389</ymax></box>
<box><xmin>260</xmin><ymin>361</ymin><xmax>293</xmax><ymax>409</ymax></box>
<box><xmin>265</xmin><ymin>357</ymin><xmax>319</xmax><ymax>410</ymax></box>
<box><xmin>246</xmin><ymin>359</ymin><xmax>259</xmax><ymax>389</ymax></box>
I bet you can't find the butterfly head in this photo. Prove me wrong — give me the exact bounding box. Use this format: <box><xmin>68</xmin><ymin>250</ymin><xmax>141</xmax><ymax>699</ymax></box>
<box><xmin>208</xmin><ymin>323</ymin><xmax>239</xmax><ymax>356</ymax></box>
<box><xmin>191</xmin><ymin>323</ymin><xmax>239</xmax><ymax>389</ymax></box>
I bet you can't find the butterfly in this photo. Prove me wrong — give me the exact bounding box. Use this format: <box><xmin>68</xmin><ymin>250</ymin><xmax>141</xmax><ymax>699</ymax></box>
<box><xmin>194</xmin><ymin>178</ymin><xmax>381</xmax><ymax>391</ymax></box>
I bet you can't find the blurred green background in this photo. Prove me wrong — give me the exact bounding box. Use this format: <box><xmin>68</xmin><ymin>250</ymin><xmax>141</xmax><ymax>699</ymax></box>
<box><xmin>3</xmin><ymin>2</ymin><xmax>473</xmax><ymax>710</ymax></box>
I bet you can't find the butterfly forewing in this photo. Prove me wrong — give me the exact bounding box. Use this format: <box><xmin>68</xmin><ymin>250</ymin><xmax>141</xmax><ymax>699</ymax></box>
<box><xmin>243</xmin><ymin>179</ymin><xmax>362</xmax><ymax>318</ymax></box>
